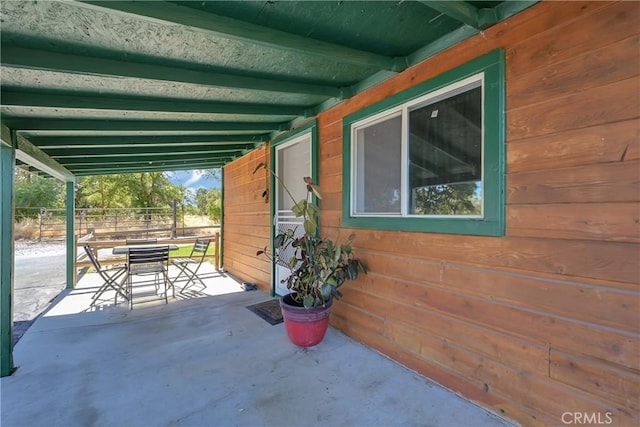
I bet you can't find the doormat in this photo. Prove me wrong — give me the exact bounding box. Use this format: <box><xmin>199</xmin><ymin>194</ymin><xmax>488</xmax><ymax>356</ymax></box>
<box><xmin>246</xmin><ymin>299</ymin><xmax>283</xmax><ymax>325</ymax></box>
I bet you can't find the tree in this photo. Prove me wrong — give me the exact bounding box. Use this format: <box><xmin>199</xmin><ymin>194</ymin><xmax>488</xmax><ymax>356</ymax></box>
<box><xmin>193</xmin><ymin>188</ymin><xmax>221</xmax><ymax>222</ymax></box>
<box><xmin>76</xmin><ymin>175</ymin><xmax>130</xmax><ymax>210</ymax></box>
<box><xmin>412</xmin><ymin>182</ymin><xmax>479</xmax><ymax>215</ymax></box>
<box><xmin>76</xmin><ymin>173</ymin><xmax>189</xmax><ymax>211</ymax></box>
<box><xmin>123</xmin><ymin>173</ymin><xmax>170</xmax><ymax>208</ymax></box>
<box><xmin>198</xmin><ymin>168</ymin><xmax>221</xmax><ymax>183</ymax></box>
<box><xmin>16</xmin><ymin>170</ymin><xmax>191</xmax><ymax>216</ymax></box>
<box><xmin>14</xmin><ymin>168</ymin><xmax>65</xmax><ymax>218</ymax></box>
<box><xmin>194</xmin><ymin>188</ymin><xmax>210</xmax><ymax>216</ymax></box>
<box><xmin>207</xmin><ymin>190</ymin><xmax>222</xmax><ymax>223</ymax></box>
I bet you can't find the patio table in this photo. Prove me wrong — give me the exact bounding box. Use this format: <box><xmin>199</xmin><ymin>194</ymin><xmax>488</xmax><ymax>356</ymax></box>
<box><xmin>113</xmin><ymin>244</ymin><xmax>179</xmax><ymax>309</ymax></box>
<box><xmin>112</xmin><ymin>244</ymin><xmax>178</xmax><ymax>255</ymax></box>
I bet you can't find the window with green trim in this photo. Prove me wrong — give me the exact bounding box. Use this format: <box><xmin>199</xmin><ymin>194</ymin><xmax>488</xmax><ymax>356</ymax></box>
<box><xmin>343</xmin><ymin>50</ymin><xmax>505</xmax><ymax>236</ymax></box>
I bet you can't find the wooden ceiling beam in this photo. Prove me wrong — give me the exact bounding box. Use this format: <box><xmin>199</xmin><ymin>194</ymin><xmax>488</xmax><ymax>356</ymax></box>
<box><xmin>417</xmin><ymin>1</ymin><xmax>479</xmax><ymax>29</ymax></box>
<box><xmin>80</xmin><ymin>0</ymin><xmax>397</xmax><ymax>71</ymax></box>
<box><xmin>1</xmin><ymin>45</ymin><xmax>341</xmax><ymax>97</ymax></box>
<box><xmin>3</xmin><ymin>118</ymin><xmax>284</xmax><ymax>133</ymax></box>
<box><xmin>65</xmin><ymin>159</ymin><xmax>227</xmax><ymax>171</ymax></box>
<box><xmin>43</xmin><ymin>144</ymin><xmax>250</xmax><ymax>158</ymax></box>
<box><xmin>1</xmin><ymin>90</ymin><xmax>307</xmax><ymax>117</ymax></box>
<box><xmin>62</xmin><ymin>158</ymin><xmax>230</xmax><ymax>168</ymax></box>
<box><xmin>59</xmin><ymin>153</ymin><xmax>233</xmax><ymax>174</ymax></box>
<box><xmin>73</xmin><ymin>162</ymin><xmax>226</xmax><ymax>176</ymax></box>
<box><xmin>26</xmin><ymin>134</ymin><xmax>269</xmax><ymax>148</ymax></box>
<box><xmin>14</xmin><ymin>133</ymin><xmax>75</xmax><ymax>182</ymax></box>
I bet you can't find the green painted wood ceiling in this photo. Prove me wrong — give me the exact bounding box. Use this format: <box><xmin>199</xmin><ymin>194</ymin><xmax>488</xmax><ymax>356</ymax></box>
<box><xmin>0</xmin><ymin>0</ymin><xmax>536</xmax><ymax>176</ymax></box>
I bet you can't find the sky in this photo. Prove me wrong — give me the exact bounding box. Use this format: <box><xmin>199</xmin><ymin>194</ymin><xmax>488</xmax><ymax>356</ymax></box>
<box><xmin>169</xmin><ymin>169</ymin><xmax>221</xmax><ymax>192</ymax></box>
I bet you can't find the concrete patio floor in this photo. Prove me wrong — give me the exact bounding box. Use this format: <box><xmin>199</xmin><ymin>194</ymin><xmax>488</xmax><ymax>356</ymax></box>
<box><xmin>1</xmin><ymin>263</ymin><xmax>515</xmax><ymax>427</ymax></box>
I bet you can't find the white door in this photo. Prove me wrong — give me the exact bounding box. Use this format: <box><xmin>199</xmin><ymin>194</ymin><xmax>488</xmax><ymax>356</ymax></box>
<box><xmin>273</xmin><ymin>132</ymin><xmax>312</xmax><ymax>296</ymax></box>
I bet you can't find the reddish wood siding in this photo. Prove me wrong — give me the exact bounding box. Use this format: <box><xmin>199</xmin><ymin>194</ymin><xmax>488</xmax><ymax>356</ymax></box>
<box><xmin>224</xmin><ymin>2</ymin><xmax>639</xmax><ymax>425</ymax></box>
<box><xmin>222</xmin><ymin>145</ymin><xmax>271</xmax><ymax>292</ymax></box>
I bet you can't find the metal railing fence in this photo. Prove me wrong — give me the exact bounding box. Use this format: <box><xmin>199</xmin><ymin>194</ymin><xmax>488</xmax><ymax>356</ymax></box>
<box><xmin>15</xmin><ymin>204</ymin><xmax>216</xmax><ymax>240</ymax></box>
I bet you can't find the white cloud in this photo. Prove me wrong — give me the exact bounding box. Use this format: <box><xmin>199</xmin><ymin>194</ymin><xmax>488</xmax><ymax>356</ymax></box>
<box><xmin>184</xmin><ymin>170</ymin><xmax>203</xmax><ymax>187</ymax></box>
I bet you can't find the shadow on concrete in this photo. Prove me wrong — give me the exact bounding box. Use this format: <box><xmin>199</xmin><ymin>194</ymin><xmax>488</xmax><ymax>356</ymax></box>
<box><xmin>2</xmin><ymin>264</ymin><xmax>514</xmax><ymax>427</ymax></box>
<box><xmin>13</xmin><ymin>244</ymin><xmax>67</xmax><ymax>345</ymax></box>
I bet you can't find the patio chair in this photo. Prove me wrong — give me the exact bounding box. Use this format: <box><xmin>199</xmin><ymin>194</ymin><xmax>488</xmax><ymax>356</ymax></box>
<box><xmin>126</xmin><ymin>245</ymin><xmax>171</xmax><ymax>309</ymax></box>
<box><xmin>170</xmin><ymin>238</ymin><xmax>211</xmax><ymax>293</ymax></box>
<box><xmin>124</xmin><ymin>238</ymin><xmax>162</xmax><ymax>281</ymax></box>
<box><xmin>84</xmin><ymin>245</ymin><xmax>128</xmax><ymax>306</ymax></box>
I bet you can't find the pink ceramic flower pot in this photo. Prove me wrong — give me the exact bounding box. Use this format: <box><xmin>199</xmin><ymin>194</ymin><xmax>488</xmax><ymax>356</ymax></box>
<box><xmin>280</xmin><ymin>294</ymin><xmax>333</xmax><ymax>347</ymax></box>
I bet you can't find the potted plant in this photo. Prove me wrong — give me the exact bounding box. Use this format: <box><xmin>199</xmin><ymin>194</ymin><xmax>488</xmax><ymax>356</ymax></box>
<box><xmin>254</xmin><ymin>163</ymin><xmax>367</xmax><ymax>347</ymax></box>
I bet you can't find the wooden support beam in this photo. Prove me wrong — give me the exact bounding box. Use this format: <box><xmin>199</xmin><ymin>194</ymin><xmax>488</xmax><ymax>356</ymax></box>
<box><xmin>408</xmin><ymin>26</ymin><xmax>479</xmax><ymax>70</ymax></box>
<box><xmin>73</xmin><ymin>162</ymin><xmax>226</xmax><ymax>176</ymax></box>
<box><xmin>1</xmin><ymin>45</ymin><xmax>342</xmax><ymax>98</ymax></box>
<box><xmin>1</xmin><ymin>90</ymin><xmax>306</xmax><ymax>117</ymax></box>
<box><xmin>66</xmin><ymin>182</ymin><xmax>76</xmax><ymax>289</ymax></box>
<box><xmin>80</xmin><ymin>1</ymin><xmax>396</xmax><ymax>71</ymax></box>
<box><xmin>14</xmin><ymin>133</ymin><xmax>75</xmax><ymax>182</ymax></box>
<box><xmin>4</xmin><ymin>118</ymin><xmax>285</xmax><ymax>133</ymax></box>
<box><xmin>0</xmin><ymin>124</ymin><xmax>12</xmax><ymax>148</ymax></box>
<box><xmin>43</xmin><ymin>143</ymin><xmax>249</xmax><ymax>158</ymax></box>
<box><xmin>57</xmin><ymin>151</ymin><xmax>234</xmax><ymax>165</ymax></box>
<box><xmin>493</xmin><ymin>0</ymin><xmax>538</xmax><ymax>22</ymax></box>
<box><xmin>416</xmin><ymin>0</ymin><xmax>531</xmax><ymax>30</ymax></box>
<box><xmin>27</xmin><ymin>134</ymin><xmax>268</xmax><ymax>148</ymax></box>
<box><xmin>0</xmin><ymin>140</ymin><xmax>16</xmax><ymax>377</ymax></box>
<box><xmin>418</xmin><ymin>1</ymin><xmax>485</xmax><ymax>29</ymax></box>
<box><xmin>60</xmin><ymin>157</ymin><xmax>231</xmax><ymax>169</ymax></box>
<box><xmin>219</xmin><ymin>168</ymin><xmax>225</xmax><ymax>270</ymax></box>
<box><xmin>214</xmin><ymin>232</ymin><xmax>220</xmax><ymax>271</ymax></box>
<box><xmin>69</xmin><ymin>162</ymin><xmax>227</xmax><ymax>173</ymax></box>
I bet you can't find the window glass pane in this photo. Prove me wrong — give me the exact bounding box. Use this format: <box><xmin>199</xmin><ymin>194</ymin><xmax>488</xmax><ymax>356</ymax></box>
<box><xmin>277</xmin><ymin>137</ymin><xmax>310</xmax><ymax>209</ymax></box>
<box><xmin>408</xmin><ymin>85</ymin><xmax>482</xmax><ymax>216</ymax></box>
<box><xmin>355</xmin><ymin>115</ymin><xmax>402</xmax><ymax>214</ymax></box>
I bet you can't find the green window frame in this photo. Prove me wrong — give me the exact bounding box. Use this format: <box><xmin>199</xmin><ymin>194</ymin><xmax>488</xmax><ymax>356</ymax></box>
<box><xmin>342</xmin><ymin>49</ymin><xmax>505</xmax><ymax>236</ymax></box>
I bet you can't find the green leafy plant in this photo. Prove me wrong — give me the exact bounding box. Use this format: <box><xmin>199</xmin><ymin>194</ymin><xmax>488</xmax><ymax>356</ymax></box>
<box><xmin>254</xmin><ymin>163</ymin><xmax>367</xmax><ymax>308</ymax></box>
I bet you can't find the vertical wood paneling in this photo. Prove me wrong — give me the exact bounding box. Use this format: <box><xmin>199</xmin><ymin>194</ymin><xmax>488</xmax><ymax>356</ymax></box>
<box><xmin>226</xmin><ymin>2</ymin><xmax>640</xmax><ymax>425</ymax></box>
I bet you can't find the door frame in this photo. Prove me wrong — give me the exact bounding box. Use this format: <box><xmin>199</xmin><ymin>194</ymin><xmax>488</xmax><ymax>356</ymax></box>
<box><xmin>269</xmin><ymin>120</ymin><xmax>318</xmax><ymax>297</ymax></box>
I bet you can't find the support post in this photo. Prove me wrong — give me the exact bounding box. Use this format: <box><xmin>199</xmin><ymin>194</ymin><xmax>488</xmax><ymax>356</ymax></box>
<box><xmin>181</xmin><ymin>204</ymin><xmax>185</xmax><ymax>237</ymax></box>
<box><xmin>171</xmin><ymin>199</ymin><xmax>177</xmax><ymax>239</ymax></box>
<box><xmin>219</xmin><ymin>167</ymin><xmax>224</xmax><ymax>270</ymax></box>
<box><xmin>214</xmin><ymin>232</ymin><xmax>220</xmax><ymax>270</ymax></box>
<box><xmin>0</xmin><ymin>141</ymin><xmax>16</xmax><ymax>376</ymax></box>
<box><xmin>39</xmin><ymin>210</ymin><xmax>43</xmax><ymax>241</ymax></box>
<box><xmin>145</xmin><ymin>207</ymin><xmax>150</xmax><ymax>238</ymax></box>
<box><xmin>66</xmin><ymin>181</ymin><xmax>76</xmax><ymax>289</ymax></box>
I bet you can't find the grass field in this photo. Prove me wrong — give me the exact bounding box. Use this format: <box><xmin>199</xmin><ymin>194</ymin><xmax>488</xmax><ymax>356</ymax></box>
<box><xmin>170</xmin><ymin>243</ymin><xmax>216</xmax><ymax>258</ymax></box>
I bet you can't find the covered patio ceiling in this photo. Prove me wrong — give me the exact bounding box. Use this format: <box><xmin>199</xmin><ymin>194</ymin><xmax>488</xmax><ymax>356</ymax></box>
<box><xmin>0</xmin><ymin>0</ymin><xmax>536</xmax><ymax>177</ymax></box>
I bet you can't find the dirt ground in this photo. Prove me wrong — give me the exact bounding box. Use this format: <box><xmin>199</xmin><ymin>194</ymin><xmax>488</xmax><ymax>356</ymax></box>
<box><xmin>15</xmin><ymin>240</ymin><xmax>66</xmax><ymax>257</ymax></box>
<box><xmin>13</xmin><ymin>240</ymin><xmax>67</xmax><ymax>345</ymax></box>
